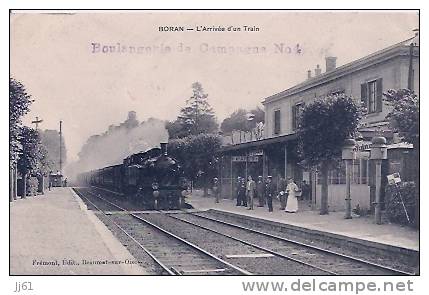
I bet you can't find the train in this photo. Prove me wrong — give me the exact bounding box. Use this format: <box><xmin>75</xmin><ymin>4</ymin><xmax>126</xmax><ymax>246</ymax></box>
<box><xmin>77</xmin><ymin>143</ymin><xmax>188</xmax><ymax>210</ymax></box>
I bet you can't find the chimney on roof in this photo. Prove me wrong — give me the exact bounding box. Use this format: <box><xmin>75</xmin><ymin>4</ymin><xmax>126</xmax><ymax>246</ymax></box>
<box><xmin>315</xmin><ymin>64</ymin><xmax>322</xmax><ymax>76</ymax></box>
<box><xmin>307</xmin><ymin>70</ymin><xmax>312</xmax><ymax>79</ymax></box>
<box><xmin>325</xmin><ymin>56</ymin><xmax>337</xmax><ymax>72</ymax></box>
<box><xmin>412</xmin><ymin>28</ymin><xmax>419</xmax><ymax>45</ymax></box>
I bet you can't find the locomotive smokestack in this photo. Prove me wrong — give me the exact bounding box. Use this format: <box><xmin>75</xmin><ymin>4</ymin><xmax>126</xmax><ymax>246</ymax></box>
<box><xmin>160</xmin><ymin>142</ymin><xmax>168</xmax><ymax>155</ymax></box>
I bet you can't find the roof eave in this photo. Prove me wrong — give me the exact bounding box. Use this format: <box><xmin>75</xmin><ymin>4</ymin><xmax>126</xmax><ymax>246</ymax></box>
<box><xmin>262</xmin><ymin>43</ymin><xmax>418</xmax><ymax>105</ymax></box>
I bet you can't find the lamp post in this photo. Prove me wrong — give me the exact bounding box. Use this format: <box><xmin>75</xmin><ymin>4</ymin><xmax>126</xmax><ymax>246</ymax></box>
<box><xmin>342</xmin><ymin>138</ymin><xmax>356</xmax><ymax>219</ymax></box>
<box><xmin>370</xmin><ymin>136</ymin><xmax>387</xmax><ymax>225</ymax></box>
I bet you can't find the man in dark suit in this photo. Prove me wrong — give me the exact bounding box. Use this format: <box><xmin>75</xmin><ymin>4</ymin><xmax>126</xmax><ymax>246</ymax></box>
<box><xmin>235</xmin><ymin>177</ymin><xmax>242</xmax><ymax>206</ymax></box>
<box><xmin>256</xmin><ymin>176</ymin><xmax>265</xmax><ymax>207</ymax></box>
<box><xmin>265</xmin><ymin>176</ymin><xmax>275</xmax><ymax>212</ymax></box>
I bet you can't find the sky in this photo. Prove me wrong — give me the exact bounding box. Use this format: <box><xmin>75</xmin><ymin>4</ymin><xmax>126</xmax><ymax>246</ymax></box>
<box><xmin>10</xmin><ymin>10</ymin><xmax>418</xmax><ymax>163</ymax></box>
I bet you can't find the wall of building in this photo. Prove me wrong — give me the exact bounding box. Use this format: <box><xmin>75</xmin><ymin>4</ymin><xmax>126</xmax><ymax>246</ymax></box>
<box><xmin>315</xmin><ymin>184</ymin><xmax>371</xmax><ymax>211</ymax></box>
<box><xmin>264</xmin><ymin>52</ymin><xmax>419</xmax><ymax>139</ymax></box>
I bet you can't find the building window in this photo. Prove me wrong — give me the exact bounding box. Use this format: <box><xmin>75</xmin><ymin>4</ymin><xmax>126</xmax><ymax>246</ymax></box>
<box><xmin>292</xmin><ymin>102</ymin><xmax>304</xmax><ymax>130</ymax></box>
<box><xmin>361</xmin><ymin>78</ymin><xmax>383</xmax><ymax>114</ymax></box>
<box><xmin>273</xmin><ymin>109</ymin><xmax>281</xmax><ymax>135</ymax></box>
<box><xmin>368</xmin><ymin>80</ymin><xmax>377</xmax><ymax>113</ymax></box>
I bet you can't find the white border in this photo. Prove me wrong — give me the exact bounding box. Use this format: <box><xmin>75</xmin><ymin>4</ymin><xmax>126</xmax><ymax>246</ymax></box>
<box><xmin>3</xmin><ymin>2</ymin><xmax>427</xmax><ymax>295</ymax></box>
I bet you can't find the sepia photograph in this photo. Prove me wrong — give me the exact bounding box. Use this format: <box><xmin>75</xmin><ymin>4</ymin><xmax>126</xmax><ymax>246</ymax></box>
<box><xmin>9</xmin><ymin>9</ymin><xmax>419</xmax><ymax>285</ymax></box>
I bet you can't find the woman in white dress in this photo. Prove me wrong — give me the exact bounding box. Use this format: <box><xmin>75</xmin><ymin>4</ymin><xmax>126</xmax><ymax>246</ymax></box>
<box><xmin>285</xmin><ymin>177</ymin><xmax>299</xmax><ymax>213</ymax></box>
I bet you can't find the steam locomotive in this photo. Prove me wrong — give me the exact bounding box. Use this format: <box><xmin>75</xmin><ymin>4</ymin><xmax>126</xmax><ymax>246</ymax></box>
<box><xmin>78</xmin><ymin>143</ymin><xmax>188</xmax><ymax>210</ymax></box>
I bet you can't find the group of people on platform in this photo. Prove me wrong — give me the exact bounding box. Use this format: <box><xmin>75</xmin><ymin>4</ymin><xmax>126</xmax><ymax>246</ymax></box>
<box><xmin>211</xmin><ymin>175</ymin><xmax>311</xmax><ymax>213</ymax></box>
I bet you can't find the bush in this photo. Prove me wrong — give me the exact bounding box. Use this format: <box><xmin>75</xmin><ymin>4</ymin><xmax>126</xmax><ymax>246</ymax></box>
<box><xmin>27</xmin><ymin>176</ymin><xmax>39</xmax><ymax>196</ymax></box>
<box><xmin>385</xmin><ymin>182</ymin><xmax>417</xmax><ymax>227</ymax></box>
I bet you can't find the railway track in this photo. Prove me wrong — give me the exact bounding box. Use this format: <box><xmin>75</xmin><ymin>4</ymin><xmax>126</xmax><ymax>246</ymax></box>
<box><xmin>194</xmin><ymin>210</ymin><xmax>418</xmax><ymax>275</ymax></box>
<box><xmin>142</xmin><ymin>212</ymin><xmax>333</xmax><ymax>275</ymax></box>
<box><xmin>77</xmin><ymin>188</ymin><xmax>331</xmax><ymax>275</ymax></box>
<box><xmin>75</xmin><ymin>187</ymin><xmax>414</xmax><ymax>275</ymax></box>
<box><xmin>73</xmin><ymin>188</ymin><xmax>249</xmax><ymax>275</ymax></box>
<box><xmin>168</xmin><ymin>212</ymin><xmax>415</xmax><ymax>276</ymax></box>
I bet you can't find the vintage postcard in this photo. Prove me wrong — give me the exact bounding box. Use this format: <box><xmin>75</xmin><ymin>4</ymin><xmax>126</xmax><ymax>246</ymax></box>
<box><xmin>9</xmin><ymin>8</ymin><xmax>420</xmax><ymax>293</ymax></box>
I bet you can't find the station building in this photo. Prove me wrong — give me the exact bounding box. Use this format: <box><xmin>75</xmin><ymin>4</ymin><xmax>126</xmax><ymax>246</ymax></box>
<box><xmin>218</xmin><ymin>34</ymin><xmax>419</xmax><ymax>211</ymax></box>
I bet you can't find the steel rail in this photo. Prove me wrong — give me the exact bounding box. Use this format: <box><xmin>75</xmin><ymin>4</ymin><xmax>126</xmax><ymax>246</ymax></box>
<box><xmin>188</xmin><ymin>211</ymin><xmax>415</xmax><ymax>276</ymax></box>
<box><xmin>73</xmin><ymin>188</ymin><xmax>175</xmax><ymax>275</ymax></box>
<box><xmin>85</xmin><ymin>189</ymin><xmax>252</xmax><ymax>275</ymax></box>
<box><xmin>164</xmin><ymin>213</ymin><xmax>336</xmax><ymax>275</ymax></box>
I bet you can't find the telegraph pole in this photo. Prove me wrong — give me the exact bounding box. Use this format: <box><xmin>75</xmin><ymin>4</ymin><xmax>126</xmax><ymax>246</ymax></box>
<box><xmin>59</xmin><ymin>120</ymin><xmax>62</xmax><ymax>174</ymax></box>
<box><xmin>31</xmin><ymin>116</ymin><xmax>43</xmax><ymax>130</ymax></box>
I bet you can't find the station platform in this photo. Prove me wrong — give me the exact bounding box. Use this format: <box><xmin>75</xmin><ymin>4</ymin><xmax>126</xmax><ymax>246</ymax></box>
<box><xmin>10</xmin><ymin>187</ymin><xmax>147</xmax><ymax>275</ymax></box>
<box><xmin>187</xmin><ymin>193</ymin><xmax>419</xmax><ymax>251</ymax></box>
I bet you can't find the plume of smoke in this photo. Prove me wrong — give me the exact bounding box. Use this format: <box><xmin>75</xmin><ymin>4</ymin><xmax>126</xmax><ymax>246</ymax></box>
<box><xmin>66</xmin><ymin>114</ymin><xmax>168</xmax><ymax>181</ymax></box>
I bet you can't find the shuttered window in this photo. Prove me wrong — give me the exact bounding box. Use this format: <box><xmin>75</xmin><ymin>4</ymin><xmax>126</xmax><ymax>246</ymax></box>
<box><xmin>376</xmin><ymin>78</ymin><xmax>383</xmax><ymax>112</ymax></box>
<box><xmin>291</xmin><ymin>105</ymin><xmax>296</xmax><ymax>130</ymax></box>
<box><xmin>360</xmin><ymin>83</ymin><xmax>368</xmax><ymax>110</ymax></box>
<box><xmin>368</xmin><ymin>80</ymin><xmax>377</xmax><ymax>113</ymax></box>
<box><xmin>274</xmin><ymin>109</ymin><xmax>281</xmax><ymax>135</ymax></box>
<box><xmin>292</xmin><ymin>102</ymin><xmax>304</xmax><ymax>130</ymax></box>
<box><xmin>361</xmin><ymin>78</ymin><xmax>383</xmax><ymax>114</ymax></box>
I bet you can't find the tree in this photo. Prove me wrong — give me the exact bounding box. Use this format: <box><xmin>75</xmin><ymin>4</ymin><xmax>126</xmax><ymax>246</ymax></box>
<box><xmin>383</xmin><ymin>89</ymin><xmax>419</xmax><ymax>228</ymax></box>
<box><xmin>220</xmin><ymin>109</ymin><xmax>248</xmax><ymax>133</ymax></box>
<box><xmin>169</xmin><ymin>134</ymin><xmax>221</xmax><ymax>196</ymax></box>
<box><xmin>166</xmin><ymin>120</ymin><xmax>190</xmax><ymax>139</ymax></box>
<box><xmin>120</xmin><ymin>111</ymin><xmax>139</xmax><ymax>129</ymax></box>
<box><xmin>249</xmin><ymin>106</ymin><xmax>265</xmax><ymax>125</ymax></box>
<box><xmin>17</xmin><ymin>127</ymin><xmax>40</xmax><ymax>198</ymax></box>
<box><xmin>168</xmin><ymin>82</ymin><xmax>218</xmax><ymax>139</ymax></box>
<box><xmin>39</xmin><ymin>129</ymin><xmax>67</xmax><ymax>173</ymax></box>
<box><xmin>298</xmin><ymin>94</ymin><xmax>362</xmax><ymax>215</ymax></box>
<box><xmin>220</xmin><ymin>106</ymin><xmax>265</xmax><ymax>134</ymax></box>
<box><xmin>10</xmin><ymin>78</ymin><xmax>34</xmax><ymax>201</ymax></box>
<box><xmin>383</xmin><ymin>89</ymin><xmax>419</xmax><ymax>146</ymax></box>
<box><xmin>10</xmin><ymin>78</ymin><xmax>33</xmax><ymax>166</ymax></box>
<box><xmin>36</xmin><ymin>143</ymin><xmax>54</xmax><ymax>176</ymax></box>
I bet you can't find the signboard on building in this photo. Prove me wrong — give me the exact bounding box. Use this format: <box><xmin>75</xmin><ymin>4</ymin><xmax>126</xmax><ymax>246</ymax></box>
<box><xmin>354</xmin><ymin>141</ymin><xmax>372</xmax><ymax>151</ymax></box>
<box><xmin>231</xmin><ymin>156</ymin><xmax>259</xmax><ymax>162</ymax></box>
<box><xmin>249</xmin><ymin>150</ymin><xmax>263</xmax><ymax>156</ymax></box>
<box><xmin>232</xmin><ymin>156</ymin><xmax>246</xmax><ymax>162</ymax></box>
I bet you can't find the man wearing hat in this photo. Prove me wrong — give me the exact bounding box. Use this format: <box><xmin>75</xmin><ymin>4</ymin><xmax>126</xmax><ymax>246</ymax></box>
<box><xmin>212</xmin><ymin>177</ymin><xmax>220</xmax><ymax>203</ymax></box>
<box><xmin>256</xmin><ymin>176</ymin><xmax>265</xmax><ymax>207</ymax></box>
<box><xmin>265</xmin><ymin>176</ymin><xmax>275</xmax><ymax>212</ymax></box>
<box><xmin>235</xmin><ymin>177</ymin><xmax>241</xmax><ymax>206</ymax></box>
<box><xmin>246</xmin><ymin>175</ymin><xmax>256</xmax><ymax>210</ymax></box>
